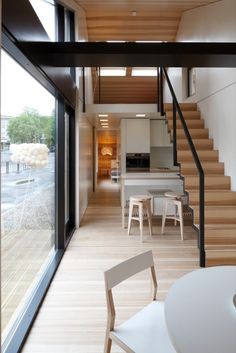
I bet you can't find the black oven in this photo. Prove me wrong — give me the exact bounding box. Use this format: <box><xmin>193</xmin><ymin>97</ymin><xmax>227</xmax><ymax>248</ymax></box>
<box><xmin>126</xmin><ymin>153</ymin><xmax>150</xmax><ymax>171</ymax></box>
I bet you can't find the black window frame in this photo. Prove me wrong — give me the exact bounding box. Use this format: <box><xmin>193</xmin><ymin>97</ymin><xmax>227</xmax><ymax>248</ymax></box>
<box><xmin>1</xmin><ymin>1</ymin><xmax>76</xmax><ymax>352</ymax></box>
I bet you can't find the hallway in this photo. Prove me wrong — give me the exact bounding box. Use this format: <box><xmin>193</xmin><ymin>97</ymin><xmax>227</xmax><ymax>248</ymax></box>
<box><xmin>22</xmin><ymin>179</ymin><xmax>199</xmax><ymax>353</ymax></box>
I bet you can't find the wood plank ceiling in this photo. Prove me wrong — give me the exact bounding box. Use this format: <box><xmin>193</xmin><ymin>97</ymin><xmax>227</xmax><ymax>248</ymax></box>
<box><xmin>74</xmin><ymin>0</ymin><xmax>220</xmax><ymax>104</ymax></box>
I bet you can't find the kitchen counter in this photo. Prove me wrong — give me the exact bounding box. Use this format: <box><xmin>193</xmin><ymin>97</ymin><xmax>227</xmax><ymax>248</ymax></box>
<box><xmin>121</xmin><ymin>170</ymin><xmax>183</xmax><ymax>227</ymax></box>
<box><xmin>121</xmin><ymin>167</ymin><xmax>180</xmax><ymax>180</ymax></box>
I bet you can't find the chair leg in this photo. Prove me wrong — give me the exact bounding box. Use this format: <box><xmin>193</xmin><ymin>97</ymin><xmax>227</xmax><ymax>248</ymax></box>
<box><xmin>146</xmin><ymin>200</ymin><xmax>153</xmax><ymax>236</ymax></box>
<box><xmin>139</xmin><ymin>202</ymin><xmax>143</xmax><ymax>242</ymax></box>
<box><xmin>161</xmin><ymin>199</ymin><xmax>168</xmax><ymax>234</ymax></box>
<box><xmin>178</xmin><ymin>201</ymin><xmax>184</xmax><ymax>241</ymax></box>
<box><xmin>127</xmin><ymin>201</ymin><xmax>133</xmax><ymax>235</ymax></box>
<box><xmin>174</xmin><ymin>204</ymin><xmax>177</xmax><ymax>226</ymax></box>
<box><xmin>104</xmin><ymin>336</ymin><xmax>112</xmax><ymax>353</ymax></box>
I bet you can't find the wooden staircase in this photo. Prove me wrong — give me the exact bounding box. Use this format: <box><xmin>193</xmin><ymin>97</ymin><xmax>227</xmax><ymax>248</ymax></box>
<box><xmin>165</xmin><ymin>103</ymin><xmax>236</xmax><ymax>266</ymax></box>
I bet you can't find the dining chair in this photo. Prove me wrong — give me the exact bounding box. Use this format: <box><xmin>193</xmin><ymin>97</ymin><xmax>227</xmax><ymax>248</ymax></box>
<box><xmin>104</xmin><ymin>250</ymin><xmax>176</xmax><ymax>353</ymax></box>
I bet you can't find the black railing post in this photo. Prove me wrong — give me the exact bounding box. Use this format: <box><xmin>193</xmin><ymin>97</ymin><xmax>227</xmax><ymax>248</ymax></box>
<box><xmin>162</xmin><ymin>66</ymin><xmax>205</xmax><ymax>267</ymax></box>
<box><xmin>199</xmin><ymin>174</ymin><xmax>205</xmax><ymax>267</ymax></box>
<box><xmin>173</xmin><ymin>101</ymin><xmax>177</xmax><ymax>165</ymax></box>
<box><xmin>160</xmin><ymin>67</ymin><xmax>164</xmax><ymax>116</ymax></box>
<box><xmin>157</xmin><ymin>67</ymin><xmax>160</xmax><ymax>112</ymax></box>
<box><xmin>82</xmin><ymin>67</ymin><xmax>85</xmax><ymax>112</ymax></box>
<box><xmin>98</xmin><ymin>66</ymin><xmax>101</xmax><ymax>104</ymax></box>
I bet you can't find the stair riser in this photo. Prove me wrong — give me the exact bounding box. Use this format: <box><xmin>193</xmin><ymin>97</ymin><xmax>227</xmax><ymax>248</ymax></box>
<box><xmin>205</xmin><ymin>230</ymin><xmax>236</xmax><ymax>245</ymax></box>
<box><xmin>175</xmin><ymin>130</ymin><xmax>209</xmax><ymax>139</ymax></box>
<box><xmin>194</xmin><ymin>216</ymin><xmax>236</xmax><ymax>224</ymax></box>
<box><xmin>164</xmin><ymin>103</ymin><xmax>197</xmax><ymax>111</ymax></box>
<box><xmin>186</xmin><ymin>182</ymin><xmax>230</xmax><ymax>190</ymax></box>
<box><xmin>182</xmin><ymin>166</ymin><xmax>224</xmax><ymax>174</ymax></box>
<box><xmin>168</xmin><ymin>120</ymin><xmax>204</xmax><ymax>129</ymax></box>
<box><xmin>177</xmin><ymin>139</ymin><xmax>213</xmax><ymax>150</ymax></box>
<box><xmin>166</xmin><ymin>114</ymin><xmax>201</xmax><ymax>121</ymax></box>
<box><xmin>178</xmin><ymin>153</ymin><xmax>219</xmax><ymax>162</ymax></box>
<box><xmin>189</xmin><ymin>193</ymin><xmax>236</xmax><ymax>205</ymax></box>
<box><xmin>206</xmin><ymin>253</ymin><xmax>236</xmax><ymax>266</ymax></box>
<box><xmin>190</xmin><ymin>199</ymin><xmax>236</xmax><ymax>205</ymax></box>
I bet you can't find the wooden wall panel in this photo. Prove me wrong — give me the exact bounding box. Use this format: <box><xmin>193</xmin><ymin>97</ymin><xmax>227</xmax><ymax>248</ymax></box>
<box><xmin>93</xmin><ymin>70</ymin><xmax>158</xmax><ymax>104</ymax></box>
<box><xmin>73</xmin><ymin>0</ymin><xmax>220</xmax><ymax>104</ymax></box>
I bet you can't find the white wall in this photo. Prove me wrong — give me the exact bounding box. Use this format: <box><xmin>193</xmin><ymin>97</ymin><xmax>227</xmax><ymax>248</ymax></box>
<box><xmin>165</xmin><ymin>0</ymin><xmax>236</xmax><ymax>190</ymax></box>
<box><xmin>77</xmin><ymin>109</ymin><xmax>93</xmax><ymax>222</ymax></box>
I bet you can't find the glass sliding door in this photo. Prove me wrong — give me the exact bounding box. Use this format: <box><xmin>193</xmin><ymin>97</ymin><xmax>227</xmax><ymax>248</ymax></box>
<box><xmin>64</xmin><ymin>108</ymin><xmax>75</xmax><ymax>240</ymax></box>
<box><xmin>1</xmin><ymin>50</ymin><xmax>56</xmax><ymax>342</ymax></box>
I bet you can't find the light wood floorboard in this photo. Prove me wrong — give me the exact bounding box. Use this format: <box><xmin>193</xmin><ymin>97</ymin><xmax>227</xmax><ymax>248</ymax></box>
<box><xmin>22</xmin><ymin>178</ymin><xmax>199</xmax><ymax>353</ymax></box>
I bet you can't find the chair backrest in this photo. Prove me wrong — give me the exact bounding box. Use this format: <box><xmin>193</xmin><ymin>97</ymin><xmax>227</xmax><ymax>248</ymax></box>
<box><xmin>105</xmin><ymin>250</ymin><xmax>156</xmax><ymax>290</ymax></box>
<box><xmin>104</xmin><ymin>251</ymin><xmax>158</xmax><ymax>333</ymax></box>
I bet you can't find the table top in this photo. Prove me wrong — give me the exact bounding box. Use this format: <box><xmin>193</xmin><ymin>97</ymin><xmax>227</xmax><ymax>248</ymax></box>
<box><xmin>148</xmin><ymin>188</ymin><xmax>172</xmax><ymax>196</ymax></box>
<box><xmin>165</xmin><ymin>266</ymin><xmax>236</xmax><ymax>353</ymax></box>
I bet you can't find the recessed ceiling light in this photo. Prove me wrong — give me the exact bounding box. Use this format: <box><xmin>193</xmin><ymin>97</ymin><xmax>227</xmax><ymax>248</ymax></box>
<box><xmin>102</xmin><ymin>126</ymin><xmax>109</xmax><ymax>128</ymax></box>
<box><xmin>136</xmin><ymin>40</ymin><xmax>163</xmax><ymax>43</ymax></box>
<box><xmin>98</xmin><ymin>114</ymin><xmax>108</xmax><ymax>117</ymax></box>
<box><xmin>131</xmin><ymin>11</ymin><xmax>137</xmax><ymax>16</ymax></box>
<box><xmin>99</xmin><ymin>68</ymin><xmax>126</xmax><ymax>76</ymax></box>
<box><xmin>100</xmin><ymin>119</ymin><xmax>108</xmax><ymax>122</ymax></box>
<box><xmin>132</xmin><ymin>67</ymin><xmax>158</xmax><ymax>76</ymax></box>
<box><xmin>136</xmin><ymin>114</ymin><xmax>146</xmax><ymax>117</ymax></box>
<box><xmin>101</xmin><ymin>123</ymin><xmax>109</xmax><ymax>126</ymax></box>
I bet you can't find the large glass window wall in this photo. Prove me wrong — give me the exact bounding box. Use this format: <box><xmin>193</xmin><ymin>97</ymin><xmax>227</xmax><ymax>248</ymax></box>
<box><xmin>1</xmin><ymin>50</ymin><xmax>56</xmax><ymax>342</ymax></box>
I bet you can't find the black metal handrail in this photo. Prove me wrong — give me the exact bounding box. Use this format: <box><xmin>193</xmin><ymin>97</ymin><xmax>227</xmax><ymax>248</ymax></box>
<box><xmin>161</xmin><ymin>66</ymin><xmax>205</xmax><ymax>267</ymax></box>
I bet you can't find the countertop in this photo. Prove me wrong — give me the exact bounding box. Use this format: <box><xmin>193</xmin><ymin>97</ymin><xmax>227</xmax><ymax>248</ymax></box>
<box><xmin>121</xmin><ymin>171</ymin><xmax>180</xmax><ymax>179</ymax></box>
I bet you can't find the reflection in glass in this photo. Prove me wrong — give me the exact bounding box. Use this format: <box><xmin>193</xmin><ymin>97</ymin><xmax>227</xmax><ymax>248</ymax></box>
<box><xmin>29</xmin><ymin>0</ymin><xmax>56</xmax><ymax>41</ymax></box>
<box><xmin>1</xmin><ymin>50</ymin><xmax>56</xmax><ymax>342</ymax></box>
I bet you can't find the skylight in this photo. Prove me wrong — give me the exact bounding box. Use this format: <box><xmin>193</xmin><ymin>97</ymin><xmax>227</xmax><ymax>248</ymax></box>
<box><xmin>131</xmin><ymin>67</ymin><xmax>158</xmax><ymax>77</ymax></box>
<box><xmin>99</xmin><ymin>67</ymin><xmax>126</xmax><ymax>77</ymax></box>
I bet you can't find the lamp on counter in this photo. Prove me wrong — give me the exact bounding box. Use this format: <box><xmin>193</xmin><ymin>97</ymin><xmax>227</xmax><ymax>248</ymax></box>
<box><xmin>101</xmin><ymin>146</ymin><xmax>113</xmax><ymax>156</ymax></box>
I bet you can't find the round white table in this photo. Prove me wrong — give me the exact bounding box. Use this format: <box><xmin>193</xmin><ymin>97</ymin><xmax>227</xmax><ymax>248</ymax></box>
<box><xmin>165</xmin><ymin>266</ymin><xmax>236</xmax><ymax>353</ymax></box>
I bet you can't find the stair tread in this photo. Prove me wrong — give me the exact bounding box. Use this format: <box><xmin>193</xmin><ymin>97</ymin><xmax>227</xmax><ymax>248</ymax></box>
<box><xmin>166</xmin><ymin>112</ymin><xmax>200</xmax><ymax>119</ymax></box>
<box><xmin>164</xmin><ymin>103</ymin><xmax>197</xmax><ymax>111</ymax></box>
<box><xmin>204</xmin><ymin>223</ymin><xmax>236</xmax><ymax>229</ymax></box>
<box><xmin>188</xmin><ymin>190</ymin><xmax>236</xmax><ymax>206</ymax></box>
<box><xmin>192</xmin><ymin>206</ymin><xmax>236</xmax><ymax>224</ymax></box>
<box><xmin>181</xmin><ymin>161</ymin><xmax>223</xmax><ymax>165</ymax></box>
<box><xmin>206</xmin><ymin>245</ymin><xmax>236</xmax><ymax>250</ymax></box>
<box><xmin>193</xmin><ymin>205</ymin><xmax>236</xmax><ymax>210</ymax></box>
<box><xmin>189</xmin><ymin>190</ymin><xmax>236</xmax><ymax>194</ymax></box>
<box><xmin>186</xmin><ymin>175</ymin><xmax>229</xmax><ymax>179</ymax></box>
<box><xmin>178</xmin><ymin>150</ymin><xmax>218</xmax><ymax>155</ymax></box>
<box><xmin>168</xmin><ymin>119</ymin><xmax>204</xmax><ymax>125</ymax></box>
<box><xmin>178</xmin><ymin>150</ymin><xmax>219</xmax><ymax>161</ymax></box>
<box><xmin>185</xmin><ymin>175</ymin><xmax>231</xmax><ymax>190</ymax></box>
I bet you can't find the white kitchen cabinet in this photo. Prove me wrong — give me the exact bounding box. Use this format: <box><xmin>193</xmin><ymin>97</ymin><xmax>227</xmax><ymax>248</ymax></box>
<box><xmin>150</xmin><ymin>120</ymin><xmax>171</xmax><ymax>147</ymax></box>
<box><xmin>125</xmin><ymin>119</ymin><xmax>150</xmax><ymax>153</ymax></box>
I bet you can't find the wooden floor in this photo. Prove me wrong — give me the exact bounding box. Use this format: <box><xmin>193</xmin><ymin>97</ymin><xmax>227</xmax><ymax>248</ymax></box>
<box><xmin>22</xmin><ymin>178</ymin><xmax>199</xmax><ymax>353</ymax></box>
<box><xmin>1</xmin><ymin>229</ymin><xmax>54</xmax><ymax>339</ymax></box>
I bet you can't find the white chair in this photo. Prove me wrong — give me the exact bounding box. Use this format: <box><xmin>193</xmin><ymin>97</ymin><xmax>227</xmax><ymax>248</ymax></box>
<box><xmin>104</xmin><ymin>251</ymin><xmax>176</xmax><ymax>353</ymax></box>
<box><xmin>161</xmin><ymin>191</ymin><xmax>184</xmax><ymax>240</ymax></box>
<box><xmin>127</xmin><ymin>195</ymin><xmax>152</xmax><ymax>242</ymax></box>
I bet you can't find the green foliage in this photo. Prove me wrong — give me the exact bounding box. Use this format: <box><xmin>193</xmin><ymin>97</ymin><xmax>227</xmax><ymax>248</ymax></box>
<box><xmin>7</xmin><ymin>107</ymin><xmax>55</xmax><ymax>148</ymax></box>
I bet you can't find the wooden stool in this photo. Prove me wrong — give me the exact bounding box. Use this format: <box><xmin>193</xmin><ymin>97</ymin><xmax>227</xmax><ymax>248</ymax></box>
<box><xmin>161</xmin><ymin>191</ymin><xmax>184</xmax><ymax>240</ymax></box>
<box><xmin>128</xmin><ymin>195</ymin><xmax>152</xmax><ymax>242</ymax></box>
